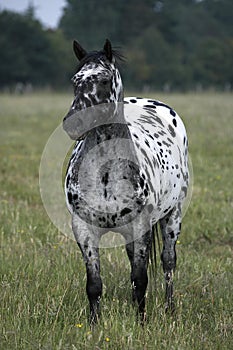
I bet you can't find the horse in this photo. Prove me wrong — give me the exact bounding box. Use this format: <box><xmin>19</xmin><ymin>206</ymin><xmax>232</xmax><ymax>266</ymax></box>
<box><xmin>63</xmin><ymin>39</ymin><xmax>189</xmax><ymax>325</ymax></box>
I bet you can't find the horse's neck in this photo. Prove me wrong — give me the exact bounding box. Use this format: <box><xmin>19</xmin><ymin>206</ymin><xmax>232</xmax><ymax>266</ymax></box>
<box><xmin>82</xmin><ymin>101</ymin><xmax>132</xmax><ymax>157</ymax></box>
<box><xmin>83</xmin><ymin>100</ymin><xmax>127</xmax><ymax>140</ymax></box>
<box><xmin>92</xmin><ymin>122</ymin><xmax>131</xmax><ymax>142</ymax></box>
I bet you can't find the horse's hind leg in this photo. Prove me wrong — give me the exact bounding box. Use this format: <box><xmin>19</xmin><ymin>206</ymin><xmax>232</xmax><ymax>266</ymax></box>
<box><xmin>159</xmin><ymin>204</ymin><xmax>182</xmax><ymax>313</ymax></box>
<box><xmin>72</xmin><ymin>216</ymin><xmax>102</xmax><ymax>325</ymax></box>
<box><xmin>126</xmin><ymin>230</ymin><xmax>152</xmax><ymax>323</ymax></box>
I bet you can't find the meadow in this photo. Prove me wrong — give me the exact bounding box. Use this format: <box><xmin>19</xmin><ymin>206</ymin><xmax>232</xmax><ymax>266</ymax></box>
<box><xmin>0</xmin><ymin>92</ymin><xmax>232</xmax><ymax>349</ymax></box>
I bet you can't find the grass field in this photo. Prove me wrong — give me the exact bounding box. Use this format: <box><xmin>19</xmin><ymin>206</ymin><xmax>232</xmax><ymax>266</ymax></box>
<box><xmin>0</xmin><ymin>92</ymin><xmax>232</xmax><ymax>349</ymax></box>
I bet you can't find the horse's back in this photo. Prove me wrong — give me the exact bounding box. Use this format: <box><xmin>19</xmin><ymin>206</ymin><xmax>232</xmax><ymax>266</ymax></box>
<box><xmin>124</xmin><ymin>97</ymin><xmax>187</xmax><ymax>145</ymax></box>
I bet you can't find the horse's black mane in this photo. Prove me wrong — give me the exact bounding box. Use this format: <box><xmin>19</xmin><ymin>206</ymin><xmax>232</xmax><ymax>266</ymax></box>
<box><xmin>76</xmin><ymin>48</ymin><xmax>125</xmax><ymax>72</ymax></box>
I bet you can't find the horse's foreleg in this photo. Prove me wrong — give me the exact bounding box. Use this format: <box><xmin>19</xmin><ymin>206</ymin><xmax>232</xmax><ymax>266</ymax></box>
<box><xmin>72</xmin><ymin>218</ymin><xmax>102</xmax><ymax>325</ymax></box>
<box><xmin>127</xmin><ymin>230</ymin><xmax>151</xmax><ymax>323</ymax></box>
<box><xmin>159</xmin><ymin>204</ymin><xmax>182</xmax><ymax>313</ymax></box>
<box><xmin>84</xmin><ymin>245</ymin><xmax>102</xmax><ymax>325</ymax></box>
<box><xmin>126</xmin><ymin>241</ymin><xmax>136</xmax><ymax>304</ymax></box>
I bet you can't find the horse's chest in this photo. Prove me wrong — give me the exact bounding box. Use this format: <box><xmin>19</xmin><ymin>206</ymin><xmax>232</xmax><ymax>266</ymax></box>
<box><xmin>65</xmin><ymin>144</ymin><xmax>146</xmax><ymax>226</ymax></box>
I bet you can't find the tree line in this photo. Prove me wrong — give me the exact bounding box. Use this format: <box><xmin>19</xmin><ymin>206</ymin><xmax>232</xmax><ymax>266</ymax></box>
<box><xmin>0</xmin><ymin>0</ymin><xmax>233</xmax><ymax>91</ymax></box>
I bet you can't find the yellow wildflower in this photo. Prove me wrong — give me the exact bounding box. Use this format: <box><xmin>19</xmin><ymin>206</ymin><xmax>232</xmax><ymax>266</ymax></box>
<box><xmin>75</xmin><ymin>323</ymin><xmax>83</xmax><ymax>328</ymax></box>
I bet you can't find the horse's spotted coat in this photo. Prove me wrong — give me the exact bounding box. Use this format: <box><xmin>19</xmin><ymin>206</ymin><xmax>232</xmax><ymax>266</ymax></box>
<box><xmin>63</xmin><ymin>39</ymin><xmax>189</xmax><ymax>324</ymax></box>
<box><xmin>65</xmin><ymin>97</ymin><xmax>188</xmax><ymax>231</ymax></box>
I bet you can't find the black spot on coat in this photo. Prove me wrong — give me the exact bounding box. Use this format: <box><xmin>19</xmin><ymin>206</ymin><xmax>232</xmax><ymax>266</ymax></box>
<box><xmin>120</xmin><ymin>208</ymin><xmax>132</xmax><ymax>216</ymax></box>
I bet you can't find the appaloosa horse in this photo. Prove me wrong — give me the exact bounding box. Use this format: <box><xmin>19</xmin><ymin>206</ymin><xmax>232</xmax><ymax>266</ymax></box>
<box><xmin>63</xmin><ymin>39</ymin><xmax>189</xmax><ymax>324</ymax></box>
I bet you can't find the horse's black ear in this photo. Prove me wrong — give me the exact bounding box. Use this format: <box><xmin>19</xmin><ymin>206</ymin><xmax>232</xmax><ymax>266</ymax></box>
<box><xmin>103</xmin><ymin>39</ymin><xmax>112</xmax><ymax>62</ymax></box>
<box><xmin>73</xmin><ymin>40</ymin><xmax>87</xmax><ymax>61</ymax></box>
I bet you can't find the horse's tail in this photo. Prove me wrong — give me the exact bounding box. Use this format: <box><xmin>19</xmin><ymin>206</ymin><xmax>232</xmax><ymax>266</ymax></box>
<box><xmin>149</xmin><ymin>223</ymin><xmax>161</xmax><ymax>282</ymax></box>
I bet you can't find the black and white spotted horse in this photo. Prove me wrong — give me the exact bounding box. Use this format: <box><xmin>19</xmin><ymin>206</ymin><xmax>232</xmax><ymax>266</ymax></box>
<box><xmin>63</xmin><ymin>39</ymin><xmax>189</xmax><ymax>325</ymax></box>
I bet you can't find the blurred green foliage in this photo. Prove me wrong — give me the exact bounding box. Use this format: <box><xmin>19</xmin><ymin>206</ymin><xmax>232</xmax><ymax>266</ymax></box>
<box><xmin>0</xmin><ymin>0</ymin><xmax>233</xmax><ymax>91</ymax></box>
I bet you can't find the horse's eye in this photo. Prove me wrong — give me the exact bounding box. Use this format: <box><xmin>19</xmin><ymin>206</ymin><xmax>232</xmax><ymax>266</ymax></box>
<box><xmin>101</xmin><ymin>79</ymin><xmax>109</xmax><ymax>86</ymax></box>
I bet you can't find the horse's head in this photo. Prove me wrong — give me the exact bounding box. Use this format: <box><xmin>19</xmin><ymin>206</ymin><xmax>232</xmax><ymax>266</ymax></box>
<box><xmin>63</xmin><ymin>39</ymin><xmax>124</xmax><ymax>139</ymax></box>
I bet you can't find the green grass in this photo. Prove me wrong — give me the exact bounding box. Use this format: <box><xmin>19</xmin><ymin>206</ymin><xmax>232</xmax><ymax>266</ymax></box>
<box><xmin>0</xmin><ymin>92</ymin><xmax>232</xmax><ymax>349</ymax></box>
